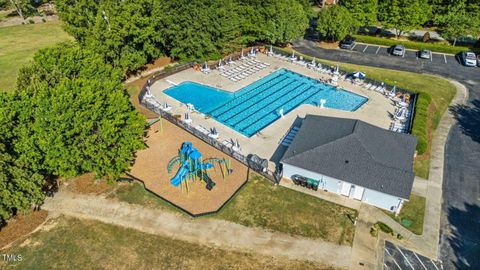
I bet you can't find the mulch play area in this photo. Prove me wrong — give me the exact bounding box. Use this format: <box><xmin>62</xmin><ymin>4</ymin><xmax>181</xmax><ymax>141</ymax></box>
<box><xmin>128</xmin><ymin>120</ymin><xmax>248</xmax><ymax>216</ymax></box>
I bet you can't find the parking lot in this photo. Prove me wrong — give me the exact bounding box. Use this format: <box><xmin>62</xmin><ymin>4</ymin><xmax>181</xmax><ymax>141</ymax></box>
<box><xmin>384</xmin><ymin>241</ymin><xmax>443</xmax><ymax>270</ymax></box>
<box><xmin>349</xmin><ymin>43</ymin><xmax>456</xmax><ymax>66</ymax></box>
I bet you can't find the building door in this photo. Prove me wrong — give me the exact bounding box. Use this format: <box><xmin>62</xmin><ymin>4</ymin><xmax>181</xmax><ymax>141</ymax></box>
<box><xmin>340</xmin><ymin>182</ymin><xmax>351</xmax><ymax>196</ymax></box>
<box><xmin>351</xmin><ymin>186</ymin><xmax>365</xmax><ymax>200</ymax></box>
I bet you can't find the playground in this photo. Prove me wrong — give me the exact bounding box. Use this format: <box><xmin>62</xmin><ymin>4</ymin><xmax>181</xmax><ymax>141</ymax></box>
<box><xmin>128</xmin><ymin>119</ymin><xmax>248</xmax><ymax>216</ymax></box>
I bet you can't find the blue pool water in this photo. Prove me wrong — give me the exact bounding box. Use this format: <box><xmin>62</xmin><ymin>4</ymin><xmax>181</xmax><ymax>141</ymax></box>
<box><xmin>164</xmin><ymin>69</ymin><xmax>368</xmax><ymax>137</ymax></box>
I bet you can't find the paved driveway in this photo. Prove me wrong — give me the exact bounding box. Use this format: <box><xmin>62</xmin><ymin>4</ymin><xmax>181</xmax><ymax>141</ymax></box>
<box><xmin>293</xmin><ymin>39</ymin><xmax>480</xmax><ymax>270</ymax></box>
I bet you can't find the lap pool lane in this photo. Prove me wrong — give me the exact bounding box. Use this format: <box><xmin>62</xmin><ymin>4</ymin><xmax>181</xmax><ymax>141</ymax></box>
<box><xmin>292</xmin><ymin>39</ymin><xmax>480</xmax><ymax>270</ymax></box>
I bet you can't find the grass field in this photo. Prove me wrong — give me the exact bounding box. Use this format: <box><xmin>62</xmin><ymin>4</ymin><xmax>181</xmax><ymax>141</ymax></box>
<box><xmin>276</xmin><ymin>47</ymin><xmax>456</xmax><ymax>178</ymax></box>
<box><xmin>387</xmin><ymin>194</ymin><xmax>426</xmax><ymax>235</ymax></box>
<box><xmin>112</xmin><ymin>174</ymin><xmax>357</xmax><ymax>245</ymax></box>
<box><xmin>0</xmin><ymin>21</ymin><xmax>71</xmax><ymax>91</ymax></box>
<box><xmin>0</xmin><ymin>216</ymin><xmax>335</xmax><ymax>270</ymax></box>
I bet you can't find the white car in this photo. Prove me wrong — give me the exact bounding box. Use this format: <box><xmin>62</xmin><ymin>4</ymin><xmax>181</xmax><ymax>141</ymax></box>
<box><xmin>461</xmin><ymin>52</ymin><xmax>477</xmax><ymax>67</ymax></box>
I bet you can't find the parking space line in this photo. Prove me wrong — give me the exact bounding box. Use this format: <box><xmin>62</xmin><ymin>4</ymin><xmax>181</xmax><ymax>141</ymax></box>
<box><xmin>430</xmin><ymin>259</ymin><xmax>440</xmax><ymax>270</ymax></box>
<box><xmin>385</xmin><ymin>248</ymin><xmax>402</xmax><ymax>270</ymax></box>
<box><xmin>414</xmin><ymin>253</ymin><xmax>428</xmax><ymax>270</ymax></box>
<box><xmin>351</xmin><ymin>43</ymin><xmax>356</xmax><ymax>50</ymax></box>
<box><xmin>444</xmin><ymin>54</ymin><xmax>447</xmax><ymax>64</ymax></box>
<box><xmin>394</xmin><ymin>245</ymin><xmax>415</xmax><ymax>269</ymax></box>
<box><xmin>375</xmin><ymin>46</ymin><xmax>381</xmax><ymax>54</ymax></box>
<box><xmin>363</xmin><ymin>45</ymin><xmax>369</xmax><ymax>52</ymax></box>
<box><xmin>402</xmin><ymin>52</ymin><xmax>405</xmax><ymax>58</ymax></box>
<box><xmin>430</xmin><ymin>53</ymin><xmax>433</xmax><ymax>62</ymax></box>
<box><xmin>383</xmin><ymin>263</ymin><xmax>389</xmax><ymax>269</ymax></box>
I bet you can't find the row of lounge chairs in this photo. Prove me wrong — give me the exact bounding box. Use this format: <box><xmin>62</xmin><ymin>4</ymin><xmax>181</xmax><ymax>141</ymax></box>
<box><xmin>219</xmin><ymin>59</ymin><xmax>270</xmax><ymax>82</ymax></box>
<box><xmin>361</xmin><ymin>82</ymin><xmax>387</xmax><ymax>94</ymax></box>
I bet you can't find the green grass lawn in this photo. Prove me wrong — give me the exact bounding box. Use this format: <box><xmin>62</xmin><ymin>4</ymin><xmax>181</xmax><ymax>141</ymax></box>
<box><xmin>387</xmin><ymin>194</ymin><xmax>426</xmax><ymax>235</ymax></box>
<box><xmin>112</xmin><ymin>174</ymin><xmax>357</xmax><ymax>245</ymax></box>
<box><xmin>108</xmin><ymin>182</ymin><xmax>182</xmax><ymax>213</ymax></box>
<box><xmin>1</xmin><ymin>216</ymin><xmax>334</xmax><ymax>270</ymax></box>
<box><xmin>0</xmin><ymin>21</ymin><xmax>72</xmax><ymax>91</ymax></box>
<box><xmin>276</xmin><ymin>47</ymin><xmax>457</xmax><ymax>178</ymax></box>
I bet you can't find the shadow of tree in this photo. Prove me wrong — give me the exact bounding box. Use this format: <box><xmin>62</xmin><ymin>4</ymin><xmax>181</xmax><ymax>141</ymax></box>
<box><xmin>446</xmin><ymin>203</ymin><xmax>480</xmax><ymax>270</ymax></box>
<box><xmin>449</xmin><ymin>100</ymin><xmax>480</xmax><ymax>143</ymax></box>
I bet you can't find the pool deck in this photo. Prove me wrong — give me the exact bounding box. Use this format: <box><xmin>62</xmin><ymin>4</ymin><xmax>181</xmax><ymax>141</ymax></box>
<box><xmin>149</xmin><ymin>54</ymin><xmax>396</xmax><ymax>169</ymax></box>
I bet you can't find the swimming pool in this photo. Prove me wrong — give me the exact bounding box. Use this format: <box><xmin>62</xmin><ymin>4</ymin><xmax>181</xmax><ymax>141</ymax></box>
<box><xmin>164</xmin><ymin>69</ymin><xmax>368</xmax><ymax>137</ymax></box>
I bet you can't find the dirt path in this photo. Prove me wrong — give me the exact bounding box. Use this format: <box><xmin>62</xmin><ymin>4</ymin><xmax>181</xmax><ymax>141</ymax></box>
<box><xmin>42</xmin><ymin>191</ymin><xmax>351</xmax><ymax>269</ymax></box>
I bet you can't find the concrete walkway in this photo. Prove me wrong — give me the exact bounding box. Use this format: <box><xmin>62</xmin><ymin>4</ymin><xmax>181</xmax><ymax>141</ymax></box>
<box><xmin>42</xmin><ymin>191</ymin><xmax>351</xmax><ymax>269</ymax></box>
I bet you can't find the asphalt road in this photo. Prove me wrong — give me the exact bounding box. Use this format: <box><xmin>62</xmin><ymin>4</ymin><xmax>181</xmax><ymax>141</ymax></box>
<box><xmin>384</xmin><ymin>241</ymin><xmax>442</xmax><ymax>270</ymax></box>
<box><xmin>292</xmin><ymin>39</ymin><xmax>480</xmax><ymax>270</ymax></box>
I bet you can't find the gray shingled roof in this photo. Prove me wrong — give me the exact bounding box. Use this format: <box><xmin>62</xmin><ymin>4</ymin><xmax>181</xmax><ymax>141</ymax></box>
<box><xmin>281</xmin><ymin>115</ymin><xmax>417</xmax><ymax>199</ymax></box>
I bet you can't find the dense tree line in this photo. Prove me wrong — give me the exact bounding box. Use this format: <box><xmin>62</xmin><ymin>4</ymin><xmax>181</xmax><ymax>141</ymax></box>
<box><xmin>55</xmin><ymin>0</ymin><xmax>311</xmax><ymax>73</ymax></box>
<box><xmin>317</xmin><ymin>0</ymin><xmax>480</xmax><ymax>41</ymax></box>
<box><xmin>0</xmin><ymin>43</ymin><xmax>145</xmax><ymax>222</ymax></box>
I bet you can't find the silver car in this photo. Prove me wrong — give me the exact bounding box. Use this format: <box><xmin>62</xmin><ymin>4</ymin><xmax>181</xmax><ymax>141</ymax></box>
<box><xmin>419</xmin><ymin>49</ymin><xmax>431</xmax><ymax>59</ymax></box>
<box><xmin>392</xmin><ymin>45</ymin><xmax>405</xmax><ymax>56</ymax></box>
<box><xmin>461</xmin><ymin>52</ymin><xmax>477</xmax><ymax>67</ymax></box>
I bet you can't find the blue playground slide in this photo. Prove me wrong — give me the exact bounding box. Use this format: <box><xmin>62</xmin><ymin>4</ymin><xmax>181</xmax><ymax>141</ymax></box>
<box><xmin>170</xmin><ymin>165</ymin><xmax>189</xmax><ymax>187</ymax></box>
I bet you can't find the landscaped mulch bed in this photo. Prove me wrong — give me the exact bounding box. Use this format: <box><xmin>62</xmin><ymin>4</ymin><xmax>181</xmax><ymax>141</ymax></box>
<box><xmin>0</xmin><ymin>210</ymin><xmax>48</xmax><ymax>249</ymax></box>
<box><xmin>128</xmin><ymin>120</ymin><xmax>248</xmax><ymax>216</ymax></box>
<box><xmin>59</xmin><ymin>173</ymin><xmax>114</xmax><ymax>195</ymax></box>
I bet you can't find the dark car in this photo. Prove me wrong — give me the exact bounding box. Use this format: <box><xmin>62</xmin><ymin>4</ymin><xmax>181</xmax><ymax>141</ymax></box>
<box><xmin>340</xmin><ymin>36</ymin><xmax>356</xmax><ymax>49</ymax></box>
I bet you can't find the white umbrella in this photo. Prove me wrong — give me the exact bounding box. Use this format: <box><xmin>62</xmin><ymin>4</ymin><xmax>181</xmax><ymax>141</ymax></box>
<box><xmin>269</xmin><ymin>45</ymin><xmax>273</xmax><ymax>54</ymax></box>
<box><xmin>312</xmin><ymin>57</ymin><xmax>316</xmax><ymax>65</ymax></box>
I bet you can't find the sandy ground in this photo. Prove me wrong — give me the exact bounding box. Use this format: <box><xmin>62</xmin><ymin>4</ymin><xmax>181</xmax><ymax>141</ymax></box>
<box><xmin>128</xmin><ymin>120</ymin><xmax>248</xmax><ymax>215</ymax></box>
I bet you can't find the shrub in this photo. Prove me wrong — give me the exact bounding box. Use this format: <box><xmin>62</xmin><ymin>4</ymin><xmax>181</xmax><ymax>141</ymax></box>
<box><xmin>42</xmin><ymin>18</ymin><xmax>46</xmax><ymax>23</ymax></box>
<box><xmin>376</xmin><ymin>222</ymin><xmax>393</xmax><ymax>234</ymax></box>
<box><xmin>416</xmin><ymin>139</ymin><xmax>428</xmax><ymax>154</ymax></box>
<box><xmin>397</xmin><ymin>233</ymin><xmax>404</xmax><ymax>240</ymax></box>
<box><xmin>411</xmin><ymin>93</ymin><xmax>431</xmax><ymax>155</ymax></box>
<box><xmin>370</xmin><ymin>226</ymin><xmax>378</xmax><ymax>237</ymax></box>
<box><xmin>28</xmin><ymin>19</ymin><xmax>35</xmax><ymax>24</ymax></box>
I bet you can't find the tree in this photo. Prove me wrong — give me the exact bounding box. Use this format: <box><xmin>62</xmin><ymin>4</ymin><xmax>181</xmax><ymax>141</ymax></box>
<box><xmin>434</xmin><ymin>0</ymin><xmax>480</xmax><ymax>45</ymax></box>
<box><xmin>0</xmin><ymin>93</ymin><xmax>45</xmax><ymax>223</ymax></box>
<box><xmin>8</xmin><ymin>0</ymin><xmax>37</xmax><ymax>20</ymax></box>
<box><xmin>378</xmin><ymin>0</ymin><xmax>431</xmax><ymax>38</ymax></box>
<box><xmin>14</xmin><ymin>43</ymin><xmax>145</xmax><ymax>178</ymax></box>
<box><xmin>316</xmin><ymin>5</ymin><xmax>357</xmax><ymax>41</ymax></box>
<box><xmin>56</xmin><ymin>0</ymin><xmax>165</xmax><ymax>73</ymax></box>
<box><xmin>341</xmin><ymin>0</ymin><xmax>378</xmax><ymax>27</ymax></box>
<box><xmin>157</xmin><ymin>0</ymin><xmax>242</xmax><ymax>61</ymax></box>
<box><xmin>236</xmin><ymin>0</ymin><xmax>309</xmax><ymax>45</ymax></box>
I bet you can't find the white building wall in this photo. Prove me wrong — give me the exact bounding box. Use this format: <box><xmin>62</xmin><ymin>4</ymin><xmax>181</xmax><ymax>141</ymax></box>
<box><xmin>282</xmin><ymin>163</ymin><xmax>405</xmax><ymax>214</ymax></box>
